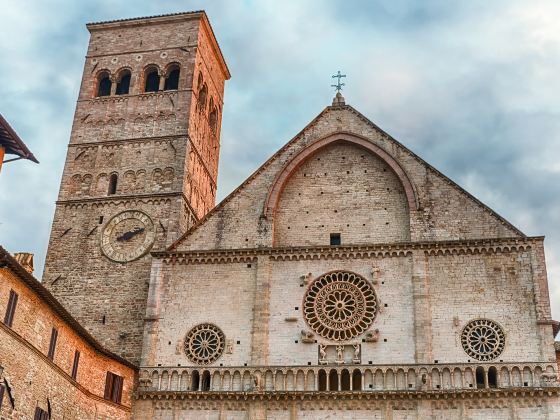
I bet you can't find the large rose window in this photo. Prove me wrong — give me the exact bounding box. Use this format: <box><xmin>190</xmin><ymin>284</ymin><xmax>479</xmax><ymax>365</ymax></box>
<box><xmin>303</xmin><ymin>271</ymin><xmax>378</xmax><ymax>341</ymax></box>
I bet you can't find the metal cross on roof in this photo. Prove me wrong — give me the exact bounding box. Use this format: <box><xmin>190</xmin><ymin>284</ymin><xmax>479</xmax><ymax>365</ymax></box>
<box><xmin>331</xmin><ymin>70</ymin><xmax>346</xmax><ymax>92</ymax></box>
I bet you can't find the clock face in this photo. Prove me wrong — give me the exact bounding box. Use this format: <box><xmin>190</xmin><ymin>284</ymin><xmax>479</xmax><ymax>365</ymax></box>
<box><xmin>100</xmin><ymin>210</ymin><xmax>156</xmax><ymax>263</ymax></box>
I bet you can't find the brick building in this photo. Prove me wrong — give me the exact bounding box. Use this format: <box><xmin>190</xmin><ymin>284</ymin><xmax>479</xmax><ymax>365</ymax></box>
<box><xmin>1</xmin><ymin>9</ymin><xmax>559</xmax><ymax>420</ymax></box>
<box><xmin>0</xmin><ymin>247</ymin><xmax>135</xmax><ymax>418</ymax></box>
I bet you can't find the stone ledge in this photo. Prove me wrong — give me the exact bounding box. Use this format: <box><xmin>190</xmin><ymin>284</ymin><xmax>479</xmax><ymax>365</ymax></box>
<box><xmin>136</xmin><ymin>387</ymin><xmax>560</xmax><ymax>401</ymax></box>
<box><xmin>154</xmin><ymin>236</ymin><xmax>542</xmax><ymax>264</ymax></box>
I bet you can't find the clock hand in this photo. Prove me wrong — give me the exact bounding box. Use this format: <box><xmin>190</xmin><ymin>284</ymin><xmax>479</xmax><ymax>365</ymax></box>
<box><xmin>116</xmin><ymin>227</ymin><xmax>145</xmax><ymax>242</ymax></box>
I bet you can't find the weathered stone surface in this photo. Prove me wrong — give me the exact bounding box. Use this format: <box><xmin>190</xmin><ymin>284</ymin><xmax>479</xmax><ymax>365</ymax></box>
<box><xmin>42</xmin><ymin>12</ymin><xmax>229</xmax><ymax>364</ymax></box>
<box><xmin>23</xmin><ymin>9</ymin><xmax>560</xmax><ymax>420</ymax></box>
<box><xmin>0</xmin><ymin>253</ymin><xmax>134</xmax><ymax>419</ymax></box>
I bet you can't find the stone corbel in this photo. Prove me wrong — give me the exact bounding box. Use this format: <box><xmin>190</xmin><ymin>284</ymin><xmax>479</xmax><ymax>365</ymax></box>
<box><xmin>138</xmin><ymin>370</ymin><xmax>153</xmax><ymax>391</ymax></box>
<box><xmin>301</xmin><ymin>330</ymin><xmax>315</xmax><ymax>343</ymax></box>
<box><xmin>371</xmin><ymin>267</ymin><xmax>380</xmax><ymax>285</ymax></box>
<box><xmin>300</xmin><ymin>272</ymin><xmax>313</xmax><ymax>286</ymax></box>
<box><xmin>364</xmin><ymin>328</ymin><xmax>380</xmax><ymax>342</ymax></box>
<box><xmin>541</xmin><ymin>372</ymin><xmax>558</xmax><ymax>386</ymax></box>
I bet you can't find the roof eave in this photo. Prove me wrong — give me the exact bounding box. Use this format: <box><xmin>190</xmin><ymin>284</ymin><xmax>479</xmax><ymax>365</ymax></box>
<box><xmin>0</xmin><ymin>246</ymin><xmax>136</xmax><ymax>370</ymax></box>
<box><xmin>0</xmin><ymin>114</ymin><xmax>38</xmax><ymax>163</ymax></box>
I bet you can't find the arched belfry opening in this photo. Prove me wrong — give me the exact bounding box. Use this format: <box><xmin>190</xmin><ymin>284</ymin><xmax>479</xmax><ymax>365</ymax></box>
<box><xmin>144</xmin><ymin>66</ymin><xmax>160</xmax><ymax>93</ymax></box>
<box><xmin>96</xmin><ymin>71</ymin><xmax>112</xmax><ymax>97</ymax></box>
<box><xmin>268</xmin><ymin>134</ymin><xmax>416</xmax><ymax>247</ymax></box>
<box><xmin>164</xmin><ymin>64</ymin><xmax>180</xmax><ymax>90</ymax></box>
<box><xmin>116</xmin><ymin>69</ymin><xmax>131</xmax><ymax>95</ymax></box>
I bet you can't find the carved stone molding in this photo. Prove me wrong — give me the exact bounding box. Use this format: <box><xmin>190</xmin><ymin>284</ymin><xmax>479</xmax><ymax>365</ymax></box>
<box><xmin>156</xmin><ymin>237</ymin><xmax>541</xmax><ymax>265</ymax></box>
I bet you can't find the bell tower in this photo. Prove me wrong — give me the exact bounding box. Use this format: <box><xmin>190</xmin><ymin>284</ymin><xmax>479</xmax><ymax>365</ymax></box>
<box><xmin>43</xmin><ymin>11</ymin><xmax>230</xmax><ymax>363</ymax></box>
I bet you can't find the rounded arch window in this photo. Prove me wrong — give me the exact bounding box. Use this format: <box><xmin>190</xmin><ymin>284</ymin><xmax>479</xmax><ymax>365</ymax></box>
<box><xmin>164</xmin><ymin>64</ymin><xmax>180</xmax><ymax>90</ymax></box>
<box><xmin>115</xmin><ymin>69</ymin><xmax>131</xmax><ymax>95</ymax></box>
<box><xmin>197</xmin><ymin>72</ymin><xmax>204</xmax><ymax>89</ymax></box>
<box><xmin>209</xmin><ymin>107</ymin><xmax>218</xmax><ymax>133</ymax></box>
<box><xmin>96</xmin><ymin>71</ymin><xmax>112</xmax><ymax>97</ymax></box>
<box><xmin>461</xmin><ymin>319</ymin><xmax>505</xmax><ymax>361</ymax></box>
<box><xmin>197</xmin><ymin>83</ymin><xmax>208</xmax><ymax>112</ymax></box>
<box><xmin>144</xmin><ymin>66</ymin><xmax>160</xmax><ymax>93</ymax></box>
<box><xmin>208</xmin><ymin>98</ymin><xmax>218</xmax><ymax>133</ymax></box>
<box><xmin>303</xmin><ymin>271</ymin><xmax>378</xmax><ymax>341</ymax></box>
<box><xmin>184</xmin><ymin>323</ymin><xmax>225</xmax><ymax>365</ymax></box>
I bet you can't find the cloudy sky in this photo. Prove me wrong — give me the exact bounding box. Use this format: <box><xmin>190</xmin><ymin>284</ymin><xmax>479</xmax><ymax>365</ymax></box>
<box><xmin>1</xmin><ymin>1</ymin><xmax>560</xmax><ymax>316</ymax></box>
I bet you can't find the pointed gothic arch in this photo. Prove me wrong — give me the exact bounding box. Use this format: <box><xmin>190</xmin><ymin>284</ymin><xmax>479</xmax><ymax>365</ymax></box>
<box><xmin>264</xmin><ymin>132</ymin><xmax>419</xmax><ymax>219</ymax></box>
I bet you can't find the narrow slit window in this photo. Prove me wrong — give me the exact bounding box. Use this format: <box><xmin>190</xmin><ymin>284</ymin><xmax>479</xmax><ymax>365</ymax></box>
<box><xmin>108</xmin><ymin>174</ymin><xmax>118</xmax><ymax>195</ymax></box>
<box><xmin>209</xmin><ymin>107</ymin><xmax>218</xmax><ymax>133</ymax></box>
<box><xmin>3</xmin><ymin>290</ymin><xmax>18</xmax><ymax>328</ymax></box>
<box><xmin>71</xmin><ymin>350</ymin><xmax>80</xmax><ymax>380</ymax></box>
<box><xmin>197</xmin><ymin>84</ymin><xmax>208</xmax><ymax>111</ymax></box>
<box><xmin>47</xmin><ymin>327</ymin><xmax>58</xmax><ymax>360</ymax></box>
<box><xmin>330</xmin><ymin>233</ymin><xmax>341</xmax><ymax>246</ymax></box>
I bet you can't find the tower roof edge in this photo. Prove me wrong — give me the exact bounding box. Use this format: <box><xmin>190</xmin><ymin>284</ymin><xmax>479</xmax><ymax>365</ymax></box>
<box><xmin>86</xmin><ymin>10</ymin><xmax>231</xmax><ymax>80</ymax></box>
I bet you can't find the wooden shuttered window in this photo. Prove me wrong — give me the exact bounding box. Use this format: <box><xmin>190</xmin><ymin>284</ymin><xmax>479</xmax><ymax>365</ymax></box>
<box><xmin>104</xmin><ymin>372</ymin><xmax>123</xmax><ymax>404</ymax></box>
<box><xmin>33</xmin><ymin>407</ymin><xmax>49</xmax><ymax>420</ymax></box>
<box><xmin>47</xmin><ymin>328</ymin><xmax>58</xmax><ymax>360</ymax></box>
<box><xmin>71</xmin><ymin>350</ymin><xmax>80</xmax><ymax>380</ymax></box>
<box><xmin>103</xmin><ymin>371</ymin><xmax>113</xmax><ymax>400</ymax></box>
<box><xmin>3</xmin><ymin>290</ymin><xmax>18</xmax><ymax>327</ymax></box>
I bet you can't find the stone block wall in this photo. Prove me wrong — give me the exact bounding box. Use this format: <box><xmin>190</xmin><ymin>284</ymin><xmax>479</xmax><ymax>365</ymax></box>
<box><xmin>43</xmin><ymin>12</ymin><xmax>230</xmax><ymax>364</ymax></box>
<box><xmin>274</xmin><ymin>143</ymin><xmax>410</xmax><ymax>247</ymax></box>
<box><xmin>174</xmin><ymin>106</ymin><xmax>522</xmax><ymax>253</ymax></box>
<box><xmin>43</xmin><ymin>198</ymin><xmax>181</xmax><ymax>361</ymax></box>
<box><xmin>131</xmin><ymin>396</ymin><xmax>560</xmax><ymax>419</ymax></box>
<box><xmin>143</xmin><ymin>239</ymin><xmax>552</xmax><ymax>369</ymax></box>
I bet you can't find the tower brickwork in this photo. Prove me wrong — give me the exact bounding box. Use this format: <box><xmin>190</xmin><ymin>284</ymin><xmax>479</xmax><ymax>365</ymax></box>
<box><xmin>42</xmin><ymin>12</ymin><xmax>230</xmax><ymax>363</ymax></box>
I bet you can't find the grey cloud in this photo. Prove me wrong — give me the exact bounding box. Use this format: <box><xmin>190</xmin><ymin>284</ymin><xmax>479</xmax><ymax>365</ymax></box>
<box><xmin>1</xmin><ymin>0</ymin><xmax>560</xmax><ymax>318</ymax></box>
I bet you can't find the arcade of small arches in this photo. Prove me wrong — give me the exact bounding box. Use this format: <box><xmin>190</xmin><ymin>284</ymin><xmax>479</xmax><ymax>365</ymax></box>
<box><xmin>69</xmin><ymin>167</ymin><xmax>175</xmax><ymax>197</ymax></box>
<box><xmin>94</xmin><ymin>63</ymin><xmax>181</xmax><ymax>97</ymax></box>
<box><xmin>139</xmin><ymin>363</ymin><xmax>558</xmax><ymax>394</ymax></box>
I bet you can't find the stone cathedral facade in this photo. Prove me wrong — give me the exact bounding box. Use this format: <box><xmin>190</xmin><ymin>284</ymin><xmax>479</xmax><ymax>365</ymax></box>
<box><xmin>33</xmin><ymin>10</ymin><xmax>560</xmax><ymax>420</ymax></box>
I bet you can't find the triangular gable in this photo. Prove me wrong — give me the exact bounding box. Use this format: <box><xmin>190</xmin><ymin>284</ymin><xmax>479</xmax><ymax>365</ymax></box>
<box><xmin>169</xmin><ymin>103</ymin><xmax>523</xmax><ymax>252</ymax></box>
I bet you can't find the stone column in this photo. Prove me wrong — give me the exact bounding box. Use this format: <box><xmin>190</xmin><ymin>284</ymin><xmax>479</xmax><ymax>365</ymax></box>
<box><xmin>530</xmin><ymin>240</ymin><xmax>556</xmax><ymax>362</ymax></box>
<box><xmin>140</xmin><ymin>258</ymin><xmax>164</xmax><ymax>366</ymax></box>
<box><xmin>289</xmin><ymin>402</ymin><xmax>297</xmax><ymax>420</ymax></box>
<box><xmin>110</xmin><ymin>76</ymin><xmax>117</xmax><ymax>95</ymax></box>
<box><xmin>250</xmin><ymin>255</ymin><xmax>271</xmax><ymax>365</ymax></box>
<box><xmin>411</xmin><ymin>250</ymin><xmax>433</xmax><ymax>363</ymax></box>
